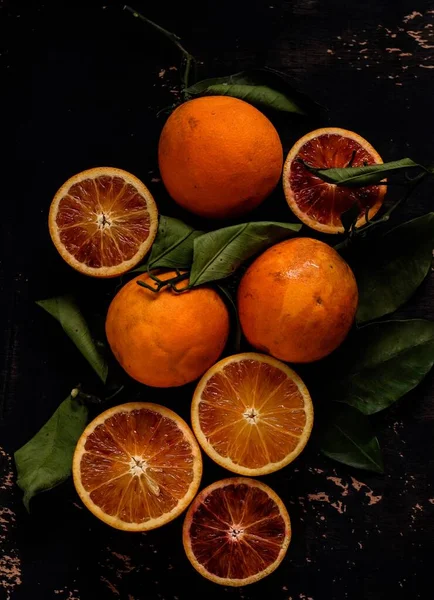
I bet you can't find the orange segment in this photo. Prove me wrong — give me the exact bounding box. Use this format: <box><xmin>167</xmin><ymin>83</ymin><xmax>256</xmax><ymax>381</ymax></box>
<box><xmin>72</xmin><ymin>403</ymin><xmax>202</xmax><ymax>531</ymax></box>
<box><xmin>49</xmin><ymin>167</ymin><xmax>158</xmax><ymax>277</ymax></box>
<box><xmin>191</xmin><ymin>353</ymin><xmax>314</xmax><ymax>476</ymax></box>
<box><xmin>183</xmin><ymin>477</ymin><xmax>291</xmax><ymax>586</ymax></box>
<box><xmin>283</xmin><ymin>127</ymin><xmax>386</xmax><ymax>234</ymax></box>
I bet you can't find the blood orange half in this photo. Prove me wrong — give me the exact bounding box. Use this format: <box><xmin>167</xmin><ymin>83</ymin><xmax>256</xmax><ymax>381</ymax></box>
<box><xmin>191</xmin><ymin>353</ymin><xmax>314</xmax><ymax>476</ymax></box>
<box><xmin>49</xmin><ymin>167</ymin><xmax>158</xmax><ymax>277</ymax></box>
<box><xmin>283</xmin><ymin>127</ymin><xmax>386</xmax><ymax>234</ymax></box>
<box><xmin>183</xmin><ymin>477</ymin><xmax>291</xmax><ymax>586</ymax></box>
<box><xmin>72</xmin><ymin>403</ymin><xmax>202</xmax><ymax>531</ymax></box>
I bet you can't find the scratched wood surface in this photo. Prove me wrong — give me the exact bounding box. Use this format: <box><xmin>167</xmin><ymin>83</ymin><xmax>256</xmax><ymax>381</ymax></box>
<box><xmin>1</xmin><ymin>1</ymin><xmax>434</xmax><ymax>599</ymax></box>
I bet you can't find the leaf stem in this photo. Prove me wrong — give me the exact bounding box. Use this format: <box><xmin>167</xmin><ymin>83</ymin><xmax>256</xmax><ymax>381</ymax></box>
<box><xmin>297</xmin><ymin>158</ymin><xmax>335</xmax><ymax>183</ymax></box>
<box><xmin>71</xmin><ymin>385</ymin><xmax>102</xmax><ymax>405</ymax></box>
<box><xmin>346</xmin><ymin>150</ymin><xmax>357</xmax><ymax>168</ymax></box>
<box><xmin>123</xmin><ymin>5</ymin><xmax>196</xmax><ymax>90</ymax></box>
<box><xmin>183</xmin><ymin>55</ymin><xmax>193</xmax><ymax>91</ymax></box>
<box><xmin>335</xmin><ymin>171</ymin><xmax>428</xmax><ymax>252</ymax></box>
<box><xmin>362</xmin><ymin>171</ymin><xmax>428</xmax><ymax>232</ymax></box>
<box><xmin>105</xmin><ymin>385</ymin><xmax>126</xmax><ymax>402</ymax></box>
<box><xmin>137</xmin><ymin>272</ymin><xmax>190</xmax><ymax>293</ymax></box>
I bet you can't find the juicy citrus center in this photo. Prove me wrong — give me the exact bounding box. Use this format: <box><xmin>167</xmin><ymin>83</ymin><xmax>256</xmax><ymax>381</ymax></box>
<box><xmin>128</xmin><ymin>456</ymin><xmax>163</xmax><ymax>496</ymax></box>
<box><xmin>197</xmin><ymin>358</ymin><xmax>307</xmax><ymax>469</ymax></box>
<box><xmin>79</xmin><ymin>408</ymin><xmax>196</xmax><ymax>523</ymax></box>
<box><xmin>55</xmin><ymin>175</ymin><xmax>152</xmax><ymax>268</ymax></box>
<box><xmin>188</xmin><ymin>481</ymin><xmax>288</xmax><ymax>580</ymax></box>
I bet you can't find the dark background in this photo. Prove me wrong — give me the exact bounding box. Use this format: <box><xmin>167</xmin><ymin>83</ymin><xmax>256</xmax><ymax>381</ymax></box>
<box><xmin>2</xmin><ymin>1</ymin><xmax>434</xmax><ymax>599</ymax></box>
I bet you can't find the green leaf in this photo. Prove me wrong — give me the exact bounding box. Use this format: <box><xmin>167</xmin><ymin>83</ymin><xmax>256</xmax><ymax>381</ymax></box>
<box><xmin>330</xmin><ymin>319</ymin><xmax>434</xmax><ymax>415</ymax></box>
<box><xmin>309</xmin><ymin>158</ymin><xmax>424</xmax><ymax>187</ymax></box>
<box><xmin>340</xmin><ymin>202</ymin><xmax>360</xmax><ymax>233</ymax></box>
<box><xmin>189</xmin><ymin>221</ymin><xmax>301</xmax><ymax>287</ymax></box>
<box><xmin>192</xmin><ymin>83</ymin><xmax>304</xmax><ymax>113</ymax></box>
<box><xmin>36</xmin><ymin>296</ymin><xmax>108</xmax><ymax>383</ymax></box>
<box><xmin>217</xmin><ymin>285</ymin><xmax>241</xmax><ymax>353</ymax></box>
<box><xmin>185</xmin><ymin>68</ymin><xmax>320</xmax><ymax>115</ymax></box>
<box><xmin>355</xmin><ymin>213</ymin><xmax>434</xmax><ymax>323</ymax></box>
<box><xmin>321</xmin><ymin>404</ymin><xmax>384</xmax><ymax>474</ymax></box>
<box><xmin>134</xmin><ymin>216</ymin><xmax>203</xmax><ymax>272</ymax></box>
<box><xmin>15</xmin><ymin>395</ymin><xmax>88</xmax><ymax>510</ymax></box>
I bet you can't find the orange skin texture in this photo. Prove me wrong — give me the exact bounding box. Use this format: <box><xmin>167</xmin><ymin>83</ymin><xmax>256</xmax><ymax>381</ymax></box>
<box><xmin>158</xmin><ymin>96</ymin><xmax>283</xmax><ymax>219</ymax></box>
<box><xmin>106</xmin><ymin>271</ymin><xmax>230</xmax><ymax>387</ymax></box>
<box><xmin>237</xmin><ymin>238</ymin><xmax>358</xmax><ymax>363</ymax></box>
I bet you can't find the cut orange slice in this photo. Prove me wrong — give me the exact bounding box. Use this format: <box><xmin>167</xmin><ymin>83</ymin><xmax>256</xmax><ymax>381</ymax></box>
<box><xmin>49</xmin><ymin>167</ymin><xmax>158</xmax><ymax>277</ymax></box>
<box><xmin>183</xmin><ymin>477</ymin><xmax>291</xmax><ymax>586</ymax></box>
<box><xmin>72</xmin><ymin>403</ymin><xmax>202</xmax><ymax>531</ymax></box>
<box><xmin>191</xmin><ymin>353</ymin><xmax>314</xmax><ymax>476</ymax></box>
<box><xmin>283</xmin><ymin>127</ymin><xmax>386</xmax><ymax>234</ymax></box>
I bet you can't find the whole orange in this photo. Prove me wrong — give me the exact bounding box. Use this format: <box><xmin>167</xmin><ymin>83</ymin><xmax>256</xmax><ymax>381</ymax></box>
<box><xmin>106</xmin><ymin>271</ymin><xmax>230</xmax><ymax>387</ymax></box>
<box><xmin>237</xmin><ymin>238</ymin><xmax>358</xmax><ymax>363</ymax></box>
<box><xmin>158</xmin><ymin>96</ymin><xmax>283</xmax><ymax>219</ymax></box>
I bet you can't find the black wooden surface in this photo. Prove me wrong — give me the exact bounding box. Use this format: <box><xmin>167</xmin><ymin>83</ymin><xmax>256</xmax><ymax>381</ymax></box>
<box><xmin>2</xmin><ymin>1</ymin><xmax>434</xmax><ymax>599</ymax></box>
